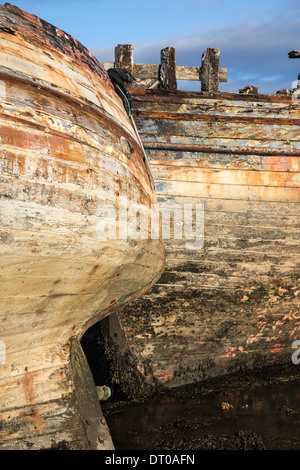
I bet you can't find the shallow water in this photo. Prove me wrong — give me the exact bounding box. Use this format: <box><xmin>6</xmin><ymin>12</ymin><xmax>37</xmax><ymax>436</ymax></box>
<box><xmin>104</xmin><ymin>380</ymin><xmax>300</xmax><ymax>450</ymax></box>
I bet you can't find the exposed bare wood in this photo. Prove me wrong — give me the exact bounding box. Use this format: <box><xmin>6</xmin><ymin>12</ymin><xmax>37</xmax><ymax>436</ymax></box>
<box><xmin>114</xmin><ymin>43</ymin><xmax>134</xmax><ymax>73</ymax></box>
<box><xmin>201</xmin><ymin>48</ymin><xmax>220</xmax><ymax>93</ymax></box>
<box><xmin>134</xmin><ymin>109</ymin><xmax>300</xmax><ymax>126</ymax></box>
<box><xmin>159</xmin><ymin>47</ymin><xmax>177</xmax><ymax>91</ymax></box>
<box><xmin>180</xmin><ymin>65</ymin><xmax>227</xmax><ymax>83</ymax></box>
<box><xmin>239</xmin><ymin>85</ymin><xmax>259</xmax><ymax>94</ymax></box>
<box><xmin>288</xmin><ymin>49</ymin><xmax>300</xmax><ymax>58</ymax></box>
<box><xmin>104</xmin><ymin>61</ymin><xmax>228</xmax><ymax>83</ymax></box>
<box><xmin>152</xmin><ymin>165</ymin><xmax>300</xmax><ymax>188</ymax></box>
<box><xmin>104</xmin><ymin>44</ymin><xmax>226</xmax><ymax>92</ymax></box>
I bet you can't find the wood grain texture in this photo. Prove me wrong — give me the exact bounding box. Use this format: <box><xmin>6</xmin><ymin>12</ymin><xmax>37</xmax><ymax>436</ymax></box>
<box><xmin>0</xmin><ymin>5</ymin><xmax>164</xmax><ymax>449</ymax></box>
<box><xmin>119</xmin><ymin>84</ymin><xmax>300</xmax><ymax>388</ymax></box>
<box><xmin>104</xmin><ymin>62</ymin><xmax>227</xmax><ymax>83</ymax></box>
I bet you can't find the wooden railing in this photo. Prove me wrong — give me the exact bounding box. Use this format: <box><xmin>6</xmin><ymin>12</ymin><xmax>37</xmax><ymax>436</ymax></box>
<box><xmin>104</xmin><ymin>44</ymin><xmax>227</xmax><ymax>92</ymax></box>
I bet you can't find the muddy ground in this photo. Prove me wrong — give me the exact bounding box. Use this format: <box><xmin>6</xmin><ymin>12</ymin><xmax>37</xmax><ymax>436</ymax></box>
<box><xmin>101</xmin><ymin>362</ymin><xmax>300</xmax><ymax>450</ymax></box>
<box><xmin>81</xmin><ymin>320</ymin><xmax>300</xmax><ymax>450</ymax></box>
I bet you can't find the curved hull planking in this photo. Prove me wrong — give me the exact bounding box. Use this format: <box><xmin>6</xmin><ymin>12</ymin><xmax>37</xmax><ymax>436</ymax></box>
<box><xmin>0</xmin><ymin>5</ymin><xmax>164</xmax><ymax>449</ymax></box>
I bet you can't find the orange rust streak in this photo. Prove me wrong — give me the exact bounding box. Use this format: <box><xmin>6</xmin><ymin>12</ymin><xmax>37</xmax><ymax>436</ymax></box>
<box><xmin>0</xmin><ymin>103</ymin><xmax>143</xmax><ymax>166</ymax></box>
<box><xmin>23</xmin><ymin>409</ymin><xmax>44</xmax><ymax>433</ymax></box>
<box><xmin>265</xmin><ymin>156</ymin><xmax>300</xmax><ymax>172</ymax></box>
<box><xmin>152</xmin><ymin>369</ymin><xmax>174</xmax><ymax>383</ymax></box>
<box><xmin>20</xmin><ymin>368</ymin><xmax>35</xmax><ymax>404</ymax></box>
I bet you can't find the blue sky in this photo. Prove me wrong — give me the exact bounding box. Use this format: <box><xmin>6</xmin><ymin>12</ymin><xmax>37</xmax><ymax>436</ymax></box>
<box><xmin>2</xmin><ymin>0</ymin><xmax>300</xmax><ymax>93</ymax></box>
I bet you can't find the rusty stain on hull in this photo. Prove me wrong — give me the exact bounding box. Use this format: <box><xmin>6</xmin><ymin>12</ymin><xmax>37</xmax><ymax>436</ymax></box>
<box><xmin>0</xmin><ymin>5</ymin><xmax>164</xmax><ymax>449</ymax></box>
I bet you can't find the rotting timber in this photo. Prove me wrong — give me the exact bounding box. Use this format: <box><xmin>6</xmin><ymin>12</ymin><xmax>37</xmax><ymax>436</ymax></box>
<box><xmin>105</xmin><ymin>44</ymin><xmax>300</xmax><ymax>389</ymax></box>
<box><xmin>0</xmin><ymin>7</ymin><xmax>165</xmax><ymax>449</ymax></box>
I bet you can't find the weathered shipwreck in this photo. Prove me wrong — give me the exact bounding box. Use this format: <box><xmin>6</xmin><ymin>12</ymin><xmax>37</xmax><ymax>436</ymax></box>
<box><xmin>0</xmin><ymin>1</ymin><xmax>299</xmax><ymax>451</ymax></box>
<box><xmin>0</xmin><ymin>6</ymin><xmax>165</xmax><ymax>449</ymax></box>
<box><xmin>105</xmin><ymin>44</ymin><xmax>300</xmax><ymax>387</ymax></box>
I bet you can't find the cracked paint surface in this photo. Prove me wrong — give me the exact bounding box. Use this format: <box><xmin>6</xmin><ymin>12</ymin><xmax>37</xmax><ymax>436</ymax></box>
<box><xmin>0</xmin><ymin>5</ymin><xmax>164</xmax><ymax>449</ymax></box>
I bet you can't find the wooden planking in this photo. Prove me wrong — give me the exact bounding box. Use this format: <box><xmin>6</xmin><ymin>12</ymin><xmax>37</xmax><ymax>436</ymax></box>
<box><xmin>0</xmin><ymin>4</ymin><xmax>110</xmax><ymax>84</ymax></box>
<box><xmin>134</xmin><ymin>118</ymin><xmax>300</xmax><ymax>144</ymax></box>
<box><xmin>163</xmin><ymin>245</ymin><xmax>300</xmax><ymax>265</ymax></box>
<box><xmin>165</xmin><ymin>255</ymin><xmax>300</xmax><ymax>275</ymax></box>
<box><xmin>130</xmin><ymin>87</ymin><xmax>294</xmax><ymax>103</ymax></box>
<box><xmin>184</xmin><ymin>209</ymin><xmax>299</xmax><ymax>228</ymax></box>
<box><xmin>155</xmin><ymin>270</ymin><xmax>299</xmax><ymax>291</ymax></box>
<box><xmin>146</xmin><ymin>150</ymin><xmax>300</xmax><ymax>173</ymax></box>
<box><xmin>0</xmin><ymin>5</ymin><xmax>164</xmax><ymax>450</ymax></box>
<box><xmin>0</xmin><ymin>335</ymin><xmax>114</xmax><ymax>450</ymax></box>
<box><xmin>155</xmin><ymin>180</ymin><xmax>299</xmax><ymax>202</ymax></box>
<box><xmin>131</xmin><ymin>95</ymin><xmax>298</xmax><ymax>118</ymax></box>
<box><xmin>134</xmin><ymin>109</ymin><xmax>300</xmax><ymax>126</ymax></box>
<box><xmin>0</xmin><ymin>79</ymin><xmax>151</xmax><ymax>192</ymax></box>
<box><xmin>0</xmin><ymin>173</ymin><xmax>152</xmax><ymax>220</ymax></box>
<box><xmin>163</xmin><ymin>237</ymin><xmax>299</xmax><ymax>254</ymax></box>
<box><xmin>160</xmin><ymin>219</ymin><xmax>300</xmax><ymax>240</ymax></box>
<box><xmin>0</xmin><ymin>400</ymin><xmax>83</xmax><ymax>444</ymax></box>
<box><xmin>0</xmin><ymin>10</ymin><xmax>131</xmax><ymax>133</ymax></box>
<box><xmin>157</xmin><ymin>197</ymin><xmax>300</xmax><ymax>220</ymax></box>
<box><xmin>141</xmin><ymin>136</ymin><xmax>300</xmax><ymax>152</ymax></box>
<box><xmin>118</xmin><ymin>85</ymin><xmax>300</xmax><ymax>388</ymax></box>
<box><xmin>0</xmin><ymin>43</ymin><xmax>129</xmax><ymax>136</ymax></box>
<box><xmin>0</xmin><ymin>362</ymin><xmax>70</xmax><ymax>410</ymax></box>
<box><xmin>0</xmin><ymin>142</ymin><xmax>148</xmax><ymax>201</ymax></box>
<box><xmin>0</xmin><ymin>78</ymin><xmax>155</xmax><ymax>203</ymax></box>
<box><xmin>153</xmin><ymin>165</ymin><xmax>300</xmax><ymax>187</ymax></box>
<box><xmin>0</xmin><ymin>73</ymin><xmax>126</xmax><ymax>141</ymax></box>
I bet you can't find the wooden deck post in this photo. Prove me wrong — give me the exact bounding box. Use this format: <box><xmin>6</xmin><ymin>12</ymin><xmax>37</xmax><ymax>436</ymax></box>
<box><xmin>114</xmin><ymin>44</ymin><xmax>134</xmax><ymax>73</ymax></box>
<box><xmin>201</xmin><ymin>48</ymin><xmax>220</xmax><ymax>93</ymax></box>
<box><xmin>103</xmin><ymin>44</ymin><xmax>227</xmax><ymax>90</ymax></box>
<box><xmin>159</xmin><ymin>47</ymin><xmax>177</xmax><ymax>91</ymax></box>
<box><xmin>288</xmin><ymin>49</ymin><xmax>300</xmax><ymax>58</ymax></box>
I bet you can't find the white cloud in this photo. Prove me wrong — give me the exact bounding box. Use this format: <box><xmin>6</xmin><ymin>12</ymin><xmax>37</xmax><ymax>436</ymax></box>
<box><xmin>92</xmin><ymin>3</ymin><xmax>300</xmax><ymax>94</ymax></box>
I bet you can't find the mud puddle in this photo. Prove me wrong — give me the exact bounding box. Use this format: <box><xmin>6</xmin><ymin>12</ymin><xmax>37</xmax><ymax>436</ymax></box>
<box><xmin>102</xmin><ymin>366</ymin><xmax>300</xmax><ymax>450</ymax></box>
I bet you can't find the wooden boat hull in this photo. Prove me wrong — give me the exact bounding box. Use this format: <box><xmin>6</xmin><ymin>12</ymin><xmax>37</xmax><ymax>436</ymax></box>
<box><xmin>120</xmin><ymin>88</ymin><xmax>300</xmax><ymax>387</ymax></box>
<box><xmin>0</xmin><ymin>5</ymin><xmax>164</xmax><ymax>449</ymax></box>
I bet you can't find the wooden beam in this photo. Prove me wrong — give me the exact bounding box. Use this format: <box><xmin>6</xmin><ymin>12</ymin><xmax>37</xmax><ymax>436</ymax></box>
<box><xmin>133</xmin><ymin>110</ymin><xmax>300</xmax><ymax>126</ymax></box>
<box><xmin>159</xmin><ymin>47</ymin><xmax>177</xmax><ymax>91</ymax></box>
<box><xmin>104</xmin><ymin>44</ymin><xmax>227</xmax><ymax>90</ymax></box>
<box><xmin>239</xmin><ymin>85</ymin><xmax>259</xmax><ymax>95</ymax></box>
<box><xmin>142</xmin><ymin>141</ymin><xmax>300</xmax><ymax>157</ymax></box>
<box><xmin>114</xmin><ymin>44</ymin><xmax>134</xmax><ymax>73</ymax></box>
<box><xmin>201</xmin><ymin>48</ymin><xmax>220</xmax><ymax>93</ymax></box>
<box><xmin>104</xmin><ymin>61</ymin><xmax>227</xmax><ymax>83</ymax></box>
<box><xmin>288</xmin><ymin>49</ymin><xmax>300</xmax><ymax>58</ymax></box>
